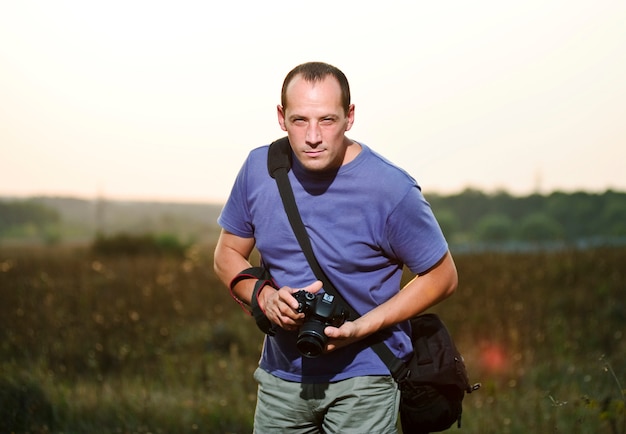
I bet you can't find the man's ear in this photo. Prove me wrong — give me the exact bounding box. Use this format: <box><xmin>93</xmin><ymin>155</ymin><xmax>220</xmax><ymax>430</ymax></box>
<box><xmin>277</xmin><ymin>105</ymin><xmax>287</xmax><ymax>131</ymax></box>
<box><xmin>345</xmin><ymin>104</ymin><xmax>355</xmax><ymax>132</ymax></box>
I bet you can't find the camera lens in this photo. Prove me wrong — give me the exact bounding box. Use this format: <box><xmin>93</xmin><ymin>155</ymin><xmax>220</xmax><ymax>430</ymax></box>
<box><xmin>296</xmin><ymin>334</ymin><xmax>325</xmax><ymax>358</ymax></box>
<box><xmin>296</xmin><ymin>322</ymin><xmax>327</xmax><ymax>358</ymax></box>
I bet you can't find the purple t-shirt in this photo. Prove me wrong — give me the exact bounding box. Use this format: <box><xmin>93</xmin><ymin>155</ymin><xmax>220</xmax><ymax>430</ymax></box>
<box><xmin>218</xmin><ymin>142</ymin><xmax>448</xmax><ymax>382</ymax></box>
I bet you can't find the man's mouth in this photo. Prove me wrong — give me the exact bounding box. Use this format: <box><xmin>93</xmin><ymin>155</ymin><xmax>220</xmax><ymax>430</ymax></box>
<box><xmin>304</xmin><ymin>149</ymin><xmax>324</xmax><ymax>157</ymax></box>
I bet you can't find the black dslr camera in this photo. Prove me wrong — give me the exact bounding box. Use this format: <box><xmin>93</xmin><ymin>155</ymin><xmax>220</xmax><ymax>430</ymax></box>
<box><xmin>292</xmin><ymin>290</ymin><xmax>348</xmax><ymax>358</ymax></box>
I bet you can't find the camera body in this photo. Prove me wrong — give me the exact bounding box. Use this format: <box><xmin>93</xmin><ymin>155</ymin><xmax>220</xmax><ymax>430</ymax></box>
<box><xmin>292</xmin><ymin>290</ymin><xmax>348</xmax><ymax>358</ymax></box>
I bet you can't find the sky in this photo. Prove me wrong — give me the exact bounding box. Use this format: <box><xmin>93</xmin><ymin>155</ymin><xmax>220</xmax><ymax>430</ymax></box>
<box><xmin>1</xmin><ymin>1</ymin><xmax>625</xmax><ymax>204</ymax></box>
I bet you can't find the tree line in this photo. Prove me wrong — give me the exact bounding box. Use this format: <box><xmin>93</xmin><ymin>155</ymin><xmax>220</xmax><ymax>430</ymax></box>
<box><xmin>1</xmin><ymin>190</ymin><xmax>625</xmax><ymax>246</ymax></box>
<box><xmin>0</xmin><ymin>200</ymin><xmax>61</xmax><ymax>243</ymax></box>
<box><xmin>426</xmin><ymin>189</ymin><xmax>626</xmax><ymax>246</ymax></box>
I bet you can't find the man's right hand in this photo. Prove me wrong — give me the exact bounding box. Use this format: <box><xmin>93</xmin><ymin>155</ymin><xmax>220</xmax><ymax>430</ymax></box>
<box><xmin>260</xmin><ymin>280</ymin><xmax>323</xmax><ymax>331</ymax></box>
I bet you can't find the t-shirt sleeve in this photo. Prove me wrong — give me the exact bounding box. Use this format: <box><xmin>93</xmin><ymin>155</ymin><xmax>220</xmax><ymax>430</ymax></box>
<box><xmin>385</xmin><ymin>185</ymin><xmax>448</xmax><ymax>274</ymax></box>
<box><xmin>217</xmin><ymin>158</ymin><xmax>254</xmax><ymax>238</ymax></box>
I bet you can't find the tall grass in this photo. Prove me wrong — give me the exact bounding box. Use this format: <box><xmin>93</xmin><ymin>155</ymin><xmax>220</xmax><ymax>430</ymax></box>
<box><xmin>439</xmin><ymin>247</ymin><xmax>626</xmax><ymax>434</ymax></box>
<box><xmin>0</xmin><ymin>245</ymin><xmax>624</xmax><ymax>433</ymax></box>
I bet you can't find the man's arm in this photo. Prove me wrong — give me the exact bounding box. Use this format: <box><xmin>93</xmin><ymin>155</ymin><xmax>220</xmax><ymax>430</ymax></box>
<box><xmin>213</xmin><ymin>229</ymin><xmax>322</xmax><ymax>330</ymax></box>
<box><xmin>324</xmin><ymin>250</ymin><xmax>458</xmax><ymax>350</ymax></box>
<box><xmin>213</xmin><ymin>229</ymin><xmax>257</xmax><ymax>306</ymax></box>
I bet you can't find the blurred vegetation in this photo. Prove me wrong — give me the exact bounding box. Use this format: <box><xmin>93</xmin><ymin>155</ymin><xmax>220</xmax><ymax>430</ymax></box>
<box><xmin>0</xmin><ymin>243</ymin><xmax>624</xmax><ymax>433</ymax></box>
<box><xmin>91</xmin><ymin>233</ymin><xmax>192</xmax><ymax>258</ymax></box>
<box><xmin>1</xmin><ymin>243</ymin><xmax>256</xmax><ymax>433</ymax></box>
<box><xmin>0</xmin><ymin>200</ymin><xmax>62</xmax><ymax>245</ymax></box>
<box><xmin>2</xmin><ymin>189</ymin><xmax>626</xmax><ymax>247</ymax></box>
<box><xmin>0</xmin><ymin>196</ymin><xmax>223</xmax><ymax>245</ymax></box>
<box><xmin>1</xmin><ymin>190</ymin><xmax>625</xmax><ymax>432</ymax></box>
<box><xmin>426</xmin><ymin>189</ymin><xmax>626</xmax><ymax>246</ymax></box>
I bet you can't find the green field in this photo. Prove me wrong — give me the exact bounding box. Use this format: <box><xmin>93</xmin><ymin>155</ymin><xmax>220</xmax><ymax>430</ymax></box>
<box><xmin>1</xmin><ymin>245</ymin><xmax>624</xmax><ymax>433</ymax></box>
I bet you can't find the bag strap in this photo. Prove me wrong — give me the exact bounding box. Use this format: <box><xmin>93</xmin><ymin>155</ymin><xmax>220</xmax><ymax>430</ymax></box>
<box><xmin>268</xmin><ymin>137</ymin><xmax>332</xmax><ymax>293</ymax></box>
<box><xmin>267</xmin><ymin>137</ymin><xmax>409</xmax><ymax>381</ymax></box>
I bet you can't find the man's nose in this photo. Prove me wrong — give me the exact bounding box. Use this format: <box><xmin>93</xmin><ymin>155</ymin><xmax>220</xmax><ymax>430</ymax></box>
<box><xmin>306</xmin><ymin>122</ymin><xmax>321</xmax><ymax>144</ymax></box>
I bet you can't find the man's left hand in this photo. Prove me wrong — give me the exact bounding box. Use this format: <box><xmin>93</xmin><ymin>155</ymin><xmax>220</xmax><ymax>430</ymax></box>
<box><xmin>323</xmin><ymin>321</ymin><xmax>364</xmax><ymax>352</ymax></box>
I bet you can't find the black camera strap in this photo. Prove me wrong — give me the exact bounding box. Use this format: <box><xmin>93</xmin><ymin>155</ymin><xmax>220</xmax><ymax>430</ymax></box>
<box><xmin>267</xmin><ymin>137</ymin><xmax>408</xmax><ymax>381</ymax></box>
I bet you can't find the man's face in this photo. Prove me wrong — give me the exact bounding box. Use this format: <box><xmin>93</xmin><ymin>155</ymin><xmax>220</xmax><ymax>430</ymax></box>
<box><xmin>277</xmin><ymin>75</ymin><xmax>355</xmax><ymax>172</ymax></box>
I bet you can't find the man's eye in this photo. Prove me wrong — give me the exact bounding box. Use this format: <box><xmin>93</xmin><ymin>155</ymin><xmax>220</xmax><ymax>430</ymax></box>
<box><xmin>320</xmin><ymin>118</ymin><xmax>335</xmax><ymax>125</ymax></box>
<box><xmin>292</xmin><ymin>119</ymin><xmax>306</xmax><ymax>125</ymax></box>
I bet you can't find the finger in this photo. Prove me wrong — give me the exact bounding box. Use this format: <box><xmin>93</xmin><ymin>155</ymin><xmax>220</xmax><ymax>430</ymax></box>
<box><xmin>278</xmin><ymin>291</ymin><xmax>305</xmax><ymax>313</ymax></box>
<box><xmin>297</xmin><ymin>280</ymin><xmax>323</xmax><ymax>294</ymax></box>
<box><xmin>278</xmin><ymin>313</ymin><xmax>302</xmax><ymax>331</ymax></box>
<box><xmin>325</xmin><ymin>322</ymin><xmax>356</xmax><ymax>340</ymax></box>
<box><xmin>274</xmin><ymin>297</ymin><xmax>305</xmax><ymax>325</ymax></box>
<box><xmin>323</xmin><ymin>325</ymin><xmax>341</xmax><ymax>338</ymax></box>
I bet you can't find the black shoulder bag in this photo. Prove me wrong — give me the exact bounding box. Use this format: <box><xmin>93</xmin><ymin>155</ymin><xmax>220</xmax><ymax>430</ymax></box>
<box><xmin>267</xmin><ymin>137</ymin><xmax>479</xmax><ymax>433</ymax></box>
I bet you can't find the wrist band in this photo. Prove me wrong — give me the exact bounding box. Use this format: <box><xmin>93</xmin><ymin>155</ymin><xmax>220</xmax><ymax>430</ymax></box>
<box><xmin>228</xmin><ymin>267</ymin><xmax>268</xmax><ymax>314</ymax></box>
<box><xmin>251</xmin><ymin>279</ymin><xmax>276</xmax><ymax>336</ymax></box>
<box><xmin>229</xmin><ymin>267</ymin><xmax>268</xmax><ymax>291</ymax></box>
<box><xmin>230</xmin><ymin>267</ymin><xmax>277</xmax><ymax>335</ymax></box>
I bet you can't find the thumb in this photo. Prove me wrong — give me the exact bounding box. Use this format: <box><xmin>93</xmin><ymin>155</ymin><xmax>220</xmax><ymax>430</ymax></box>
<box><xmin>299</xmin><ymin>280</ymin><xmax>323</xmax><ymax>294</ymax></box>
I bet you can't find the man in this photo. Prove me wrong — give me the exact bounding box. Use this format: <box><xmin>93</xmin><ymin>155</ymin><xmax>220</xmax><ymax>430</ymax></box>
<box><xmin>214</xmin><ymin>61</ymin><xmax>457</xmax><ymax>433</ymax></box>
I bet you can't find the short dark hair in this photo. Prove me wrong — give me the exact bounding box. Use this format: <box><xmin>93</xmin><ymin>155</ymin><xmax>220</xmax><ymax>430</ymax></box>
<box><xmin>281</xmin><ymin>62</ymin><xmax>351</xmax><ymax>115</ymax></box>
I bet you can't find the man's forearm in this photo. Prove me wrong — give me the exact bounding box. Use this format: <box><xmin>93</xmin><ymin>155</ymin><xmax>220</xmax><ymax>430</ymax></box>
<box><xmin>351</xmin><ymin>251</ymin><xmax>458</xmax><ymax>338</ymax></box>
<box><xmin>213</xmin><ymin>230</ymin><xmax>257</xmax><ymax>306</ymax></box>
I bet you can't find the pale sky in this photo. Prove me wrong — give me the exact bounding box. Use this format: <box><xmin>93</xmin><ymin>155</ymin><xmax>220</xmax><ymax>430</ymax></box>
<box><xmin>1</xmin><ymin>0</ymin><xmax>625</xmax><ymax>204</ymax></box>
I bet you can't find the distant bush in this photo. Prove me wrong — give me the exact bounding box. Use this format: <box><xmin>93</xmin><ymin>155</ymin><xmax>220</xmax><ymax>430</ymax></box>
<box><xmin>0</xmin><ymin>200</ymin><xmax>61</xmax><ymax>243</ymax></box>
<box><xmin>0</xmin><ymin>377</ymin><xmax>55</xmax><ymax>433</ymax></box>
<box><xmin>475</xmin><ymin>213</ymin><xmax>514</xmax><ymax>242</ymax></box>
<box><xmin>91</xmin><ymin>232</ymin><xmax>191</xmax><ymax>257</ymax></box>
<box><xmin>518</xmin><ymin>212</ymin><xmax>564</xmax><ymax>241</ymax></box>
<box><xmin>0</xmin><ymin>200</ymin><xmax>60</xmax><ymax>233</ymax></box>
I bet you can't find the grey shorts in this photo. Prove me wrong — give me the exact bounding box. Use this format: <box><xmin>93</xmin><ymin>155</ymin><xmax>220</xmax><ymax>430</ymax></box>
<box><xmin>253</xmin><ymin>367</ymin><xmax>400</xmax><ymax>434</ymax></box>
